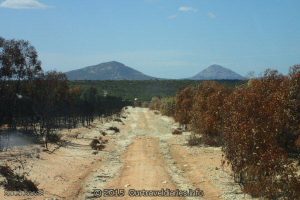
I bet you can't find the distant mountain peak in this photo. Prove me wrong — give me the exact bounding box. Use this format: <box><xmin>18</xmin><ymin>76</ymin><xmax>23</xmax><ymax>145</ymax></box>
<box><xmin>108</xmin><ymin>60</ymin><xmax>121</xmax><ymax>64</ymax></box>
<box><xmin>101</xmin><ymin>61</ymin><xmax>124</xmax><ymax>65</ymax></box>
<box><xmin>191</xmin><ymin>64</ymin><xmax>245</xmax><ymax>80</ymax></box>
<box><xmin>65</xmin><ymin>61</ymin><xmax>155</xmax><ymax>80</ymax></box>
<box><xmin>208</xmin><ymin>64</ymin><xmax>224</xmax><ymax>68</ymax></box>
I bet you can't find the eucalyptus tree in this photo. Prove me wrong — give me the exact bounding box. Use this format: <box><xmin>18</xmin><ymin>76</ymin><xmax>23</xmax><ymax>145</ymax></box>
<box><xmin>0</xmin><ymin>37</ymin><xmax>42</xmax><ymax>127</ymax></box>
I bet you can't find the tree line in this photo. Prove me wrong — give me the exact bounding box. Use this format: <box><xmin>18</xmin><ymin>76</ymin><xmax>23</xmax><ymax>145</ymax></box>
<box><xmin>149</xmin><ymin>67</ymin><xmax>300</xmax><ymax>199</ymax></box>
<box><xmin>0</xmin><ymin>37</ymin><xmax>131</xmax><ymax>148</ymax></box>
<box><xmin>70</xmin><ymin>79</ymin><xmax>245</xmax><ymax>102</ymax></box>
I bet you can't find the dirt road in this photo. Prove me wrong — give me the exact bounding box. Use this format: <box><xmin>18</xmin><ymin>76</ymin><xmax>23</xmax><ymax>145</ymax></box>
<box><xmin>0</xmin><ymin>107</ymin><xmax>252</xmax><ymax>200</ymax></box>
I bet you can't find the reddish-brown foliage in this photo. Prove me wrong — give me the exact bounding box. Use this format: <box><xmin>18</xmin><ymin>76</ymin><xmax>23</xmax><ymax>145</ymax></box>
<box><xmin>222</xmin><ymin>69</ymin><xmax>300</xmax><ymax>199</ymax></box>
<box><xmin>174</xmin><ymin>86</ymin><xmax>195</xmax><ymax>126</ymax></box>
<box><xmin>191</xmin><ymin>81</ymin><xmax>231</xmax><ymax>146</ymax></box>
<box><xmin>173</xmin><ymin>66</ymin><xmax>300</xmax><ymax>199</ymax></box>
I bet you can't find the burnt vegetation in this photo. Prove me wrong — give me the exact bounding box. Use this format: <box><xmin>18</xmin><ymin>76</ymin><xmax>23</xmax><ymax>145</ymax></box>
<box><xmin>107</xmin><ymin>126</ymin><xmax>120</xmax><ymax>133</ymax></box>
<box><xmin>149</xmin><ymin>66</ymin><xmax>300</xmax><ymax>199</ymax></box>
<box><xmin>0</xmin><ymin>37</ymin><xmax>131</xmax><ymax>150</ymax></box>
<box><xmin>0</xmin><ymin>36</ymin><xmax>131</xmax><ymax>192</ymax></box>
<box><xmin>1</xmin><ymin>36</ymin><xmax>299</xmax><ymax>198</ymax></box>
<box><xmin>0</xmin><ymin>165</ymin><xmax>38</xmax><ymax>192</ymax></box>
<box><xmin>90</xmin><ymin>137</ymin><xmax>106</xmax><ymax>151</ymax></box>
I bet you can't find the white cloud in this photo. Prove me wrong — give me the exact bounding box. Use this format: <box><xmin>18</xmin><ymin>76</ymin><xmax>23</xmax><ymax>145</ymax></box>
<box><xmin>178</xmin><ymin>6</ymin><xmax>197</xmax><ymax>13</ymax></box>
<box><xmin>168</xmin><ymin>14</ymin><xmax>177</xmax><ymax>20</ymax></box>
<box><xmin>0</xmin><ymin>0</ymin><xmax>49</xmax><ymax>9</ymax></box>
<box><xmin>207</xmin><ymin>12</ymin><xmax>217</xmax><ymax>19</ymax></box>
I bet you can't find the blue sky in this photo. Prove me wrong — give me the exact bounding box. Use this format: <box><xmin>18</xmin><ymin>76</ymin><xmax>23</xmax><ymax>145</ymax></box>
<box><xmin>0</xmin><ymin>0</ymin><xmax>299</xmax><ymax>78</ymax></box>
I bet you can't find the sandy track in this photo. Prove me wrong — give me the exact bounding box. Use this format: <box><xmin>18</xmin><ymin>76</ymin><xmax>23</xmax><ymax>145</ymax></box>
<box><xmin>169</xmin><ymin>140</ymin><xmax>223</xmax><ymax>199</ymax></box>
<box><xmin>0</xmin><ymin>126</ymin><xmax>108</xmax><ymax>200</ymax></box>
<box><xmin>0</xmin><ymin>107</ymin><xmax>253</xmax><ymax>200</ymax></box>
<box><xmin>106</xmin><ymin>136</ymin><xmax>183</xmax><ymax>200</ymax></box>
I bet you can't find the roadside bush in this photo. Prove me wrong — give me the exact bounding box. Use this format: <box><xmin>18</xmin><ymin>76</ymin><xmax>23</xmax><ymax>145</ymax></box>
<box><xmin>187</xmin><ymin>134</ymin><xmax>201</xmax><ymax>146</ymax></box>
<box><xmin>107</xmin><ymin>126</ymin><xmax>120</xmax><ymax>133</ymax></box>
<box><xmin>174</xmin><ymin>86</ymin><xmax>195</xmax><ymax>127</ymax></box>
<box><xmin>172</xmin><ymin>128</ymin><xmax>183</xmax><ymax>135</ymax></box>
<box><xmin>159</xmin><ymin>97</ymin><xmax>176</xmax><ymax>117</ymax></box>
<box><xmin>154</xmin><ymin>111</ymin><xmax>160</xmax><ymax>115</ymax></box>
<box><xmin>191</xmin><ymin>81</ymin><xmax>231</xmax><ymax>146</ymax></box>
<box><xmin>100</xmin><ymin>130</ymin><xmax>107</xmax><ymax>136</ymax></box>
<box><xmin>223</xmin><ymin>69</ymin><xmax>300</xmax><ymax>199</ymax></box>
<box><xmin>284</xmin><ymin>65</ymin><xmax>300</xmax><ymax>155</ymax></box>
<box><xmin>149</xmin><ymin>96</ymin><xmax>161</xmax><ymax>110</ymax></box>
<box><xmin>148</xmin><ymin>96</ymin><xmax>178</xmax><ymax>118</ymax></box>
<box><xmin>113</xmin><ymin>118</ymin><xmax>123</xmax><ymax>123</ymax></box>
<box><xmin>172</xmin><ymin>66</ymin><xmax>300</xmax><ymax>199</ymax></box>
<box><xmin>0</xmin><ymin>165</ymin><xmax>38</xmax><ymax>192</ymax></box>
<box><xmin>90</xmin><ymin>139</ymin><xmax>105</xmax><ymax>150</ymax></box>
<box><xmin>90</xmin><ymin>139</ymin><xmax>100</xmax><ymax>150</ymax></box>
<box><xmin>141</xmin><ymin>101</ymin><xmax>149</xmax><ymax>108</ymax></box>
<box><xmin>47</xmin><ymin>133</ymin><xmax>62</xmax><ymax>144</ymax></box>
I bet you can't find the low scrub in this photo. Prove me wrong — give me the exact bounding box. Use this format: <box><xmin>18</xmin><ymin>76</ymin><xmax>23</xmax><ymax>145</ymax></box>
<box><xmin>90</xmin><ymin>138</ymin><xmax>105</xmax><ymax>151</ymax></box>
<box><xmin>100</xmin><ymin>130</ymin><xmax>107</xmax><ymax>136</ymax></box>
<box><xmin>47</xmin><ymin>133</ymin><xmax>62</xmax><ymax>143</ymax></box>
<box><xmin>149</xmin><ymin>97</ymin><xmax>161</xmax><ymax>111</ymax></box>
<box><xmin>149</xmin><ymin>96</ymin><xmax>176</xmax><ymax>117</ymax></box>
<box><xmin>160</xmin><ymin>97</ymin><xmax>176</xmax><ymax>117</ymax></box>
<box><xmin>107</xmin><ymin>126</ymin><xmax>120</xmax><ymax>133</ymax></box>
<box><xmin>187</xmin><ymin>134</ymin><xmax>201</xmax><ymax>146</ymax></box>
<box><xmin>172</xmin><ymin>128</ymin><xmax>183</xmax><ymax>135</ymax></box>
<box><xmin>0</xmin><ymin>165</ymin><xmax>38</xmax><ymax>192</ymax></box>
<box><xmin>154</xmin><ymin>111</ymin><xmax>160</xmax><ymax>115</ymax></box>
<box><xmin>113</xmin><ymin>118</ymin><xmax>123</xmax><ymax>123</ymax></box>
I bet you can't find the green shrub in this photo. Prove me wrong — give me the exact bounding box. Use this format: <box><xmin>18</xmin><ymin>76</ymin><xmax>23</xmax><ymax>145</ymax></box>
<box><xmin>160</xmin><ymin>97</ymin><xmax>176</xmax><ymax>117</ymax></box>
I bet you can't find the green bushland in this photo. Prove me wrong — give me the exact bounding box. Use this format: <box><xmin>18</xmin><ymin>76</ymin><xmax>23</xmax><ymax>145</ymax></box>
<box><xmin>69</xmin><ymin>80</ymin><xmax>245</xmax><ymax>102</ymax></box>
